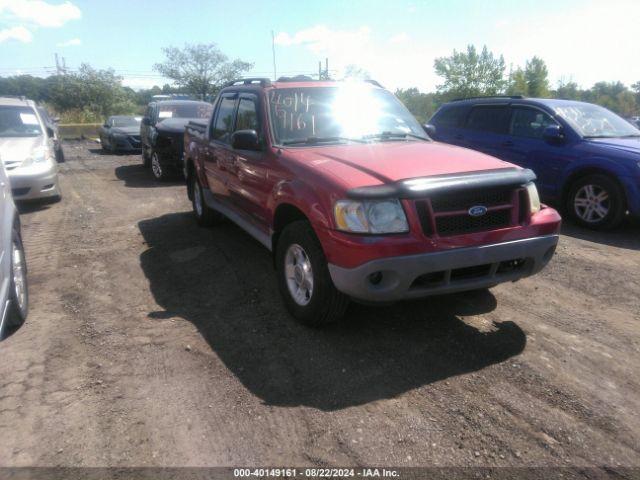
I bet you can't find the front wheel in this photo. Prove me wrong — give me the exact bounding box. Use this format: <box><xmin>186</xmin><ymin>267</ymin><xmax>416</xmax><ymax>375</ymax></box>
<box><xmin>151</xmin><ymin>151</ymin><xmax>170</xmax><ymax>181</ymax></box>
<box><xmin>276</xmin><ymin>221</ymin><xmax>349</xmax><ymax>326</ymax></box>
<box><xmin>566</xmin><ymin>174</ymin><xmax>625</xmax><ymax>230</ymax></box>
<box><xmin>2</xmin><ymin>228</ymin><xmax>28</xmax><ymax>338</ymax></box>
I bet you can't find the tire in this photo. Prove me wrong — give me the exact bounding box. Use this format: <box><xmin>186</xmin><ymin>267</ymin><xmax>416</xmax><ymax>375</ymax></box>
<box><xmin>566</xmin><ymin>174</ymin><xmax>625</xmax><ymax>230</ymax></box>
<box><xmin>190</xmin><ymin>173</ymin><xmax>223</xmax><ymax>226</ymax></box>
<box><xmin>150</xmin><ymin>151</ymin><xmax>170</xmax><ymax>181</ymax></box>
<box><xmin>276</xmin><ymin>221</ymin><xmax>349</xmax><ymax>326</ymax></box>
<box><xmin>142</xmin><ymin>146</ymin><xmax>151</xmax><ymax>167</ymax></box>
<box><xmin>55</xmin><ymin>147</ymin><xmax>65</xmax><ymax>163</ymax></box>
<box><xmin>3</xmin><ymin>227</ymin><xmax>28</xmax><ymax>337</ymax></box>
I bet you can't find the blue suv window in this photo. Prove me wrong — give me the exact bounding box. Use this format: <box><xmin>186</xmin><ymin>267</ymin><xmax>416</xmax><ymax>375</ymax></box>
<box><xmin>465</xmin><ymin>105</ymin><xmax>510</xmax><ymax>134</ymax></box>
<box><xmin>510</xmin><ymin>107</ymin><xmax>557</xmax><ymax>139</ymax></box>
<box><xmin>433</xmin><ymin>105</ymin><xmax>467</xmax><ymax>128</ymax></box>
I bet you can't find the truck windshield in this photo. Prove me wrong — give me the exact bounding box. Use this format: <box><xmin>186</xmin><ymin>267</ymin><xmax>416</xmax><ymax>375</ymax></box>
<box><xmin>555</xmin><ymin>103</ymin><xmax>640</xmax><ymax>138</ymax></box>
<box><xmin>0</xmin><ymin>106</ymin><xmax>43</xmax><ymax>137</ymax></box>
<box><xmin>158</xmin><ymin>103</ymin><xmax>212</xmax><ymax>120</ymax></box>
<box><xmin>268</xmin><ymin>84</ymin><xmax>428</xmax><ymax>145</ymax></box>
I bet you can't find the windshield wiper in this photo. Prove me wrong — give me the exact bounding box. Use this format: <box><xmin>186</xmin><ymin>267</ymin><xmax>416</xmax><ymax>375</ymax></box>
<box><xmin>363</xmin><ymin>131</ymin><xmax>430</xmax><ymax>142</ymax></box>
<box><xmin>282</xmin><ymin>136</ymin><xmax>366</xmax><ymax>145</ymax></box>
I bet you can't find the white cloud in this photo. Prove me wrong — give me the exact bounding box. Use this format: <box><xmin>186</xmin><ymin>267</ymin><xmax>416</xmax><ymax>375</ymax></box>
<box><xmin>0</xmin><ymin>0</ymin><xmax>81</xmax><ymax>28</ymax></box>
<box><xmin>0</xmin><ymin>25</ymin><xmax>32</xmax><ymax>43</ymax></box>
<box><xmin>57</xmin><ymin>37</ymin><xmax>81</xmax><ymax>47</ymax></box>
<box><xmin>275</xmin><ymin>25</ymin><xmax>371</xmax><ymax>55</ymax></box>
<box><xmin>389</xmin><ymin>33</ymin><xmax>409</xmax><ymax>44</ymax></box>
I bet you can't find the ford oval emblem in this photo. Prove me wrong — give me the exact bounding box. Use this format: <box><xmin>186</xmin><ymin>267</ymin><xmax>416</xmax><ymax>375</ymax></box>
<box><xmin>468</xmin><ymin>205</ymin><xmax>488</xmax><ymax>217</ymax></box>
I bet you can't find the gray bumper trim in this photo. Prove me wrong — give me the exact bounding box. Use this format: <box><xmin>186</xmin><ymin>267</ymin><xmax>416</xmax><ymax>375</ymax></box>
<box><xmin>328</xmin><ymin>235</ymin><xmax>559</xmax><ymax>302</ymax></box>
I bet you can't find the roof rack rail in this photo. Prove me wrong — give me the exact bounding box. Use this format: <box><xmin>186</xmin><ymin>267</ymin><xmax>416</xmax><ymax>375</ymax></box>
<box><xmin>451</xmin><ymin>95</ymin><xmax>525</xmax><ymax>102</ymax></box>
<box><xmin>224</xmin><ymin>78</ymin><xmax>272</xmax><ymax>87</ymax></box>
<box><xmin>0</xmin><ymin>95</ymin><xmax>27</xmax><ymax>101</ymax></box>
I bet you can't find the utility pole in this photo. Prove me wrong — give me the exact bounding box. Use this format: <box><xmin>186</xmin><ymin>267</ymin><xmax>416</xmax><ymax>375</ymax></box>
<box><xmin>54</xmin><ymin>53</ymin><xmax>61</xmax><ymax>75</ymax></box>
<box><xmin>325</xmin><ymin>58</ymin><xmax>329</xmax><ymax>79</ymax></box>
<box><xmin>62</xmin><ymin>57</ymin><xmax>67</xmax><ymax>74</ymax></box>
<box><xmin>318</xmin><ymin>61</ymin><xmax>322</xmax><ymax>80</ymax></box>
<box><xmin>271</xmin><ymin>30</ymin><xmax>277</xmax><ymax>80</ymax></box>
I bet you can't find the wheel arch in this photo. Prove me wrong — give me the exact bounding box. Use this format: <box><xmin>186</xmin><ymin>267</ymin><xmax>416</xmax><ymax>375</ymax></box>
<box><xmin>271</xmin><ymin>203</ymin><xmax>310</xmax><ymax>263</ymax></box>
<box><xmin>561</xmin><ymin>166</ymin><xmax>626</xmax><ymax>207</ymax></box>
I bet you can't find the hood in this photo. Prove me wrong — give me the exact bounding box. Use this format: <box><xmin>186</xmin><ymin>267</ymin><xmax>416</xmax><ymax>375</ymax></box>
<box><xmin>285</xmin><ymin>141</ymin><xmax>518</xmax><ymax>190</ymax></box>
<box><xmin>156</xmin><ymin>117</ymin><xmax>195</xmax><ymax>134</ymax></box>
<box><xmin>585</xmin><ymin>137</ymin><xmax>640</xmax><ymax>156</ymax></box>
<box><xmin>111</xmin><ymin>126</ymin><xmax>139</xmax><ymax>136</ymax></box>
<box><xmin>0</xmin><ymin>135</ymin><xmax>47</xmax><ymax>165</ymax></box>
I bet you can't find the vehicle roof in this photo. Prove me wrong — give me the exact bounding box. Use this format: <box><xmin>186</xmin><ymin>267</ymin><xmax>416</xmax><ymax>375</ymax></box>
<box><xmin>0</xmin><ymin>96</ymin><xmax>36</xmax><ymax>108</ymax></box>
<box><xmin>219</xmin><ymin>80</ymin><xmax>383</xmax><ymax>95</ymax></box>
<box><xmin>151</xmin><ymin>100</ymin><xmax>210</xmax><ymax>106</ymax></box>
<box><xmin>444</xmin><ymin>96</ymin><xmax>596</xmax><ymax>111</ymax></box>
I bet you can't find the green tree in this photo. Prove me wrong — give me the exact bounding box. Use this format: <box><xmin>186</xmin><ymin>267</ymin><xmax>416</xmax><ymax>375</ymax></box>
<box><xmin>434</xmin><ymin>45</ymin><xmax>507</xmax><ymax>99</ymax></box>
<box><xmin>154</xmin><ymin>43</ymin><xmax>253</xmax><ymax>98</ymax></box>
<box><xmin>394</xmin><ymin>88</ymin><xmax>439</xmax><ymax>123</ymax></box>
<box><xmin>506</xmin><ymin>67</ymin><xmax>528</xmax><ymax>96</ymax></box>
<box><xmin>524</xmin><ymin>56</ymin><xmax>550</xmax><ymax>97</ymax></box>
<box><xmin>554</xmin><ymin>79</ymin><xmax>582</xmax><ymax>100</ymax></box>
<box><xmin>343</xmin><ymin>64</ymin><xmax>370</xmax><ymax>80</ymax></box>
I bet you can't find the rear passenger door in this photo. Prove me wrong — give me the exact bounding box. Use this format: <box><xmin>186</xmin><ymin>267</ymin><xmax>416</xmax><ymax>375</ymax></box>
<box><xmin>461</xmin><ymin>105</ymin><xmax>512</xmax><ymax>158</ymax></box>
<box><xmin>205</xmin><ymin>93</ymin><xmax>238</xmax><ymax>205</ymax></box>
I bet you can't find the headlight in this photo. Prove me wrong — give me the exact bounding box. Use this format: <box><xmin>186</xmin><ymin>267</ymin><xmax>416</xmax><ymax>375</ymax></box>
<box><xmin>334</xmin><ymin>199</ymin><xmax>409</xmax><ymax>234</ymax></box>
<box><xmin>22</xmin><ymin>146</ymin><xmax>53</xmax><ymax>167</ymax></box>
<box><xmin>525</xmin><ymin>182</ymin><xmax>541</xmax><ymax>214</ymax></box>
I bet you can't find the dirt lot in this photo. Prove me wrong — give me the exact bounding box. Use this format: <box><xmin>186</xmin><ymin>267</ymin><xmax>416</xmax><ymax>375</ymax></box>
<box><xmin>0</xmin><ymin>141</ymin><xmax>638</xmax><ymax>471</ymax></box>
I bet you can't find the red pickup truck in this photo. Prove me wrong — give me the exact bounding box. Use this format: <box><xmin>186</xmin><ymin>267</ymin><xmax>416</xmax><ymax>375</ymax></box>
<box><xmin>184</xmin><ymin>77</ymin><xmax>561</xmax><ymax>326</ymax></box>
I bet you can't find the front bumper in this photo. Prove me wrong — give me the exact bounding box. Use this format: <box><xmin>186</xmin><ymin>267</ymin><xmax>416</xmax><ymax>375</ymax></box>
<box><xmin>112</xmin><ymin>135</ymin><xmax>142</xmax><ymax>151</ymax></box>
<box><xmin>8</xmin><ymin>160</ymin><xmax>60</xmax><ymax>200</ymax></box>
<box><xmin>328</xmin><ymin>234</ymin><xmax>559</xmax><ymax>302</ymax></box>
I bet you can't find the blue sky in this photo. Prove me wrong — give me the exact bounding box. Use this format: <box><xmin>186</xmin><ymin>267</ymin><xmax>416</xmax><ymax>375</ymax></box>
<box><xmin>1</xmin><ymin>0</ymin><xmax>639</xmax><ymax>91</ymax></box>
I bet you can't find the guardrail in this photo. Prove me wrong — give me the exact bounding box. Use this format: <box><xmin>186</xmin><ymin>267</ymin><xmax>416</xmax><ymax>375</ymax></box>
<box><xmin>58</xmin><ymin>123</ymin><xmax>102</xmax><ymax>140</ymax></box>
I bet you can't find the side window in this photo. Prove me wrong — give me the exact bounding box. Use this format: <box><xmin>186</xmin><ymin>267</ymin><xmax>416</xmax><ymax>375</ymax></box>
<box><xmin>235</xmin><ymin>97</ymin><xmax>259</xmax><ymax>132</ymax></box>
<box><xmin>212</xmin><ymin>96</ymin><xmax>237</xmax><ymax>143</ymax></box>
<box><xmin>510</xmin><ymin>107</ymin><xmax>557</xmax><ymax>139</ymax></box>
<box><xmin>433</xmin><ymin>106</ymin><xmax>467</xmax><ymax>128</ymax></box>
<box><xmin>465</xmin><ymin>106</ymin><xmax>510</xmax><ymax>134</ymax></box>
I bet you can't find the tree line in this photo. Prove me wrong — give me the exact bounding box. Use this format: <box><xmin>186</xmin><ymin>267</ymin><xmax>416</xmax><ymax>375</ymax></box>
<box><xmin>0</xmin><ymin>43</ymin><xmax>638</xmax><ymax>124</ymax></box>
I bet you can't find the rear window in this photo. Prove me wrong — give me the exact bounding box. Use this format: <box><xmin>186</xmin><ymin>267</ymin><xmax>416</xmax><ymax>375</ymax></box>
<box><xmin>432</xmin><ymin>106</ymin><xmax>467</xmax><ymax>128</ymax></box>
<box><xmin>465</xmin><ymin>105</ymin><xmax>510</xmax><ymax>134</ymax></box>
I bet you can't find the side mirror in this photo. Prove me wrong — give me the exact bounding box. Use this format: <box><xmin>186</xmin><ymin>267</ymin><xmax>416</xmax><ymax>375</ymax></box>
<box><xmin>231</xmin><ymin>129</ymin><xmax>261</xmax><ymax>151</ymax></box>
<box><xmin>423</xmin><ymin>123</ymin><xmax>436</xmax><ymax>137</ymax></box>
<box><xmin>46</xmin><ymin>126</ymin><xmax>55</xmax><ymax>138</ymax></box>
<box><xmin>543</xmin><ymin>124</ymin><xmax>564</xmax><ymax>143</ymax></box>
<box><xmin>141</xmin><ymin>117</ymin><xmax>151</xmax><ymax>126</ymax></box>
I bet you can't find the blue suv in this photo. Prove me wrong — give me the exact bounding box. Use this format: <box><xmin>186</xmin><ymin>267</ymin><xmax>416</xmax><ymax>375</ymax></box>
<box><xmin>428</xmin><ymin>96</ymin><xmax>640</xmax><ymax>230</ymax></box>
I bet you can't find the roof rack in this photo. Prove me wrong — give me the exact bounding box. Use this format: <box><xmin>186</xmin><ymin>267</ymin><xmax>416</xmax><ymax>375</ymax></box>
<box><xmin>451</xmin><ymin>95</ymin><xmax>525</xmax><ymax>102</ymax></box>
<box><xmin>224</xmin><ymin>78</ymin><xmax>271</xmax><ymax>87</ymax></box>
<box><xmin>0</xmin><ymin>95</ymin><xmax>27</xmax><ymax>101</ymax></box>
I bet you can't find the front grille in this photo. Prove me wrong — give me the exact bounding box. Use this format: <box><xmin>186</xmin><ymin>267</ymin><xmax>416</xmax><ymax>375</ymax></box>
<box><xmin>12</xmin><ymin>187</ymin><xmax>30</xmax><ymax>197</ymax></box>
<box><xmin>416</xmin><ymin>187</ymin><xmax>521</xmax><ymax>237</ymax></box>
<box><xmin>436</xmin><ymin>209</ymin><xmax>512</xmax><ymax>236</ymax></box>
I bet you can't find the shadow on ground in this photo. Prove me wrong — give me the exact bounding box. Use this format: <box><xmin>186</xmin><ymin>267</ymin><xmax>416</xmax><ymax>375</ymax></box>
<box><xmin>114</xmin><ymin>164</ymin><xmax>184</xmax><ymax>189</ymax></box>
<box><xmin>561</xmin><ymin>216</ymin><xmax>640</xmax><ymax>251</ymax></box>
<box><xmin>138</xmin><ymin>212</ymin><xmax>526</xmax><ymax>411</ymax></box>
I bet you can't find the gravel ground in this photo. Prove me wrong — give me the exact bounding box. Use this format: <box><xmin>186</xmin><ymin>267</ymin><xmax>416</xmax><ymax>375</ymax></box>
<box><xmin>0</xmin><ymin>141</ymin><xmax>638</xmax><ymax>474</ymax></box>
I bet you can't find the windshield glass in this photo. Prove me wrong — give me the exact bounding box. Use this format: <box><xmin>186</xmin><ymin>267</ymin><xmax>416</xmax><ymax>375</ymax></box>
<box><xmin>0</xmin><ymin>106</ymin><xmax>43</xmax><ymax>138</ymax></box>
<box><xmin>268</xmin><ymin>85</ymin><xmax>428</xmax><ymax>144</ymax></box>
<box><xmin>112</xmin><ymin>117</ymin><xmax>140</xmax><ymax>128</ymax></box>
<box><xmin>158</xmin><ymin>103</ymin><xmax>212</xmax><ymax>120</ymax></box>
<box><xmin>555</xmin><ymin>103</ymin><xmax>640</xmax><ymax>138</ymax></box>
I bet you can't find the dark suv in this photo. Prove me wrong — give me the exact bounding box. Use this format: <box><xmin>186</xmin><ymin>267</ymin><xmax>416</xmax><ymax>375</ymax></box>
<box><xmin>140</xmin><ymin>100</ymin><xmax>212</xmax><ymax>181</ymax></box>
<box><xmin>428</xmin><ymin>96</ymin><xmax>640</xmax><ymax>230</ymax></box>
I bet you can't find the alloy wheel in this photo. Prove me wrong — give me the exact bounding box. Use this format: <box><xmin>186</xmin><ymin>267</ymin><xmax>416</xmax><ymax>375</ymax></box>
<box><xmin>284</xmin><ymin>244</ymin><xmax>314</xmax><ymax>306</ymax></box>
<box><xmin>574</xmin><ymin>184</ymin><xmax>610</xmax><ymax>223</ymax></box>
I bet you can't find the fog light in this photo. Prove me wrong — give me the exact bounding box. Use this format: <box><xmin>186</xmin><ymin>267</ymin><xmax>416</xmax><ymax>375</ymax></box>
<box><xmin>368</xmin><ymin>271</ymin><xmax>383</xmax><ymax>285</ymax></box>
